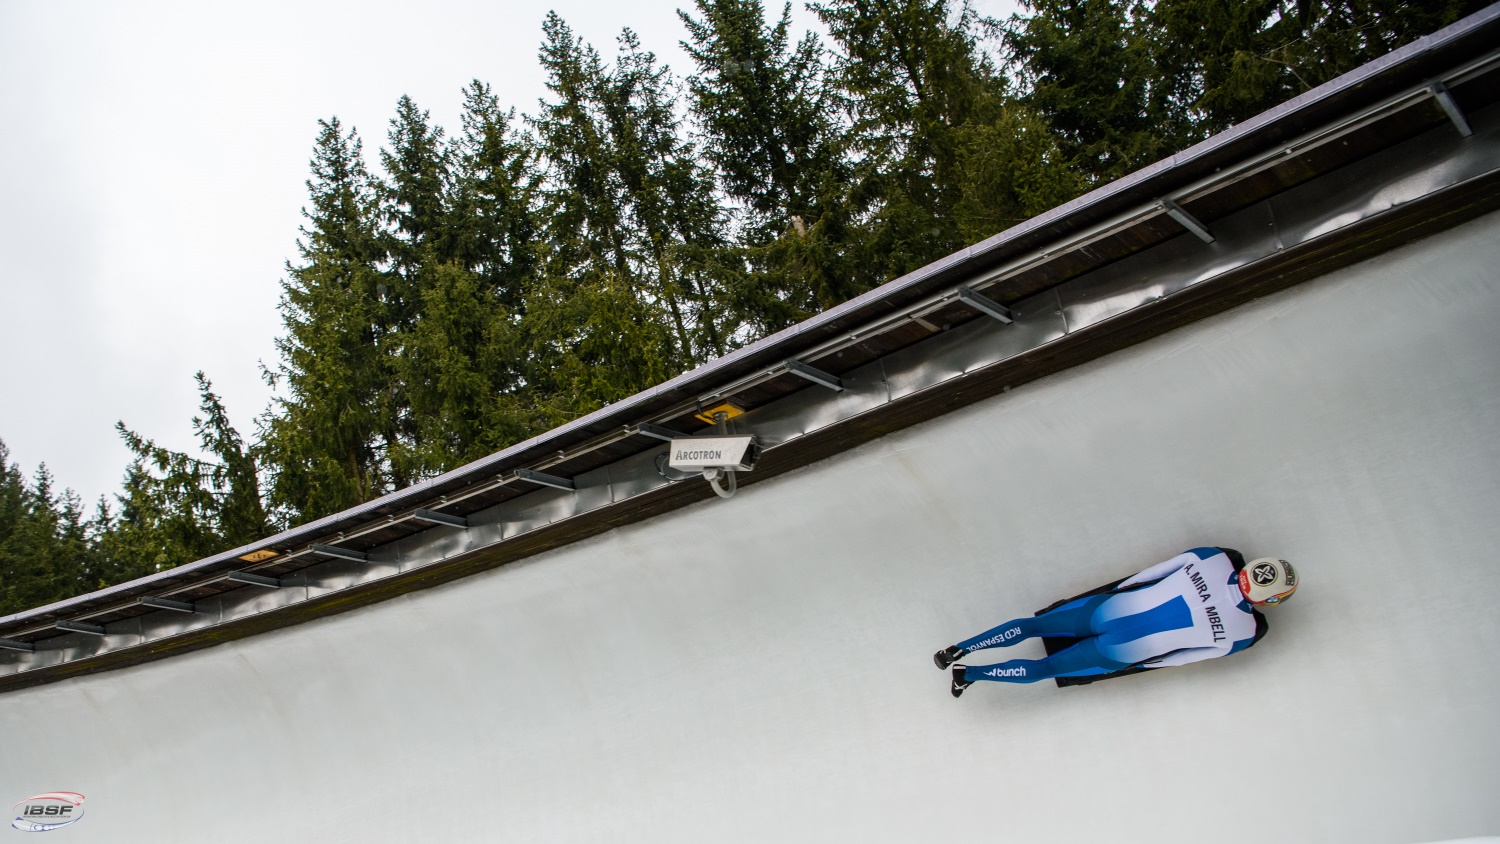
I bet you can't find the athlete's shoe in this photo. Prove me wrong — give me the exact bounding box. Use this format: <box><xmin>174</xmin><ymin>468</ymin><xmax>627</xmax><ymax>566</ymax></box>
<box><xmin>951</xmin><ymin>666</ymin><xmax>973</xmax><ymax>698</ymax></box>
<box><xmin>933</xmin><ymin>645</ymin><xmax>965</xmax><ymax>670</ymax></box>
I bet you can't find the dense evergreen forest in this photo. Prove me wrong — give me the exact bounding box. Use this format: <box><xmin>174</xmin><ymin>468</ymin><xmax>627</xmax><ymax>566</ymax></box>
<box><xmin>1</xmin><ymin>0</ymin><xmax>1485</xmax><ymax>615</ymax></box>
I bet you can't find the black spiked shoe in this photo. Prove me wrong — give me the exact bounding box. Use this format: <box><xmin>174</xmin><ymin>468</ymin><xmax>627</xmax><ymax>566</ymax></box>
<box><xmin>951</xmin><ymin>666</ymin><xmax>973</xmax><ymax>698</ymax></box>
<box><xmin>933</xmin><ymin>646</ymin><xmax>965</xmax><ymax>670</ymax></box>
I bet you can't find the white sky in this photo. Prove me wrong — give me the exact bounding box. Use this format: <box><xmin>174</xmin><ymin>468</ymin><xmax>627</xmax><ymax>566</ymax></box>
<box><xmin>0</xmin><ymin>0</ymin><xmax>1017</xmax><ymax>509</ymax></box>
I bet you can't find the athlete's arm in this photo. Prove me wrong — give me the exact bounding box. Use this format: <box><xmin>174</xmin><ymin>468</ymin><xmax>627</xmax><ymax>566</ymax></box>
<box><xmin>1140</xmin><ymin>647</ymin><xmax>1225</xmax><ymax>669</ymax></box>
<box><xmin>1116</xmin><ymin>551</ymin><xmax>1197</xmax><ymax>590</ymax></box>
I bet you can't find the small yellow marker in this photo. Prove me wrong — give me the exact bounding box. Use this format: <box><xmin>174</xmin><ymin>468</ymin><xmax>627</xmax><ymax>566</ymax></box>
<box><xmin>694</xmin><ymin>401</ymin><xmax>746</xmax><ymax>425</ymax></box>
<box><xmin>238</xmin><ymin>549</ymin><xmax>279</xmax><ymax>563</ymax></box>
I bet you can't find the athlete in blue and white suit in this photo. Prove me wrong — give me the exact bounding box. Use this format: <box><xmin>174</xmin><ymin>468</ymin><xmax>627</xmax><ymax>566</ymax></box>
<box><xmin>937</xmin><ymin>548</ymin><xmax>1294</xmax><ymax>694</ymax></box>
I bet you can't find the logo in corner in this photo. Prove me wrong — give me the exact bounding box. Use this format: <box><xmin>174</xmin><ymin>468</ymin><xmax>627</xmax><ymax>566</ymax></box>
<box><xmin>11</xmin><ymin>793</ymin><xmax>85</xmax><ymax>832</ymax></box>
<box><xmin>1251</xmin><ymin>563</ymin><xmax>1279</xmax><ymax>586</ymax></box>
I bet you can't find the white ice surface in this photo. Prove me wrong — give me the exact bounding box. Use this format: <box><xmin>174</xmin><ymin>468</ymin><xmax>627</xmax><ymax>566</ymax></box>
<box><xmin>3</xmin><ymin>213</ymin><xmax>1499</xmax><ymax>843</ymax></box>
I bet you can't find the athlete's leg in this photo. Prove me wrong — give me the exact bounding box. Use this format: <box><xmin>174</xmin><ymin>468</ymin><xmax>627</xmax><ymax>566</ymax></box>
<box><xmin>952</xmin><ymin>594</ymin><xmax>1110</xmax><ymax>656</ymax></box>
<box><xmin>961</xmin><ymin>637</ymin><xmax>1134</xmax><ymax>685</ymax></box>
<box><xmin>1090</xmin><ymin>593</ymin><xmax>1197</xmax><ymax>666</ymax></box>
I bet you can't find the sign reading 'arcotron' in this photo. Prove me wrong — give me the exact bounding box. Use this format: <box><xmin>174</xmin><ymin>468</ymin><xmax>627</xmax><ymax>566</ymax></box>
<box><xmin>667</xmin><ymin>436</ymin><xmax>760</xmax><ymax>472</ymax></box>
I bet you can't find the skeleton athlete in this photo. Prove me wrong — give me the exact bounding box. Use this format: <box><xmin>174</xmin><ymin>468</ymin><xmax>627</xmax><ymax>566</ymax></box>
<box><xmin>935</xmin><ymin>547</ymin><xmax>1298</xmax><ymax>696</ymax></box>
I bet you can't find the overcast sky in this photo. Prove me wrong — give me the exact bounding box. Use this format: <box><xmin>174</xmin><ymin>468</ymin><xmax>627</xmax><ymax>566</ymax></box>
<box><xmin>0</xmin><ymin>0</ymin><xmax>1016</xmax><ymax>509</ymax></box>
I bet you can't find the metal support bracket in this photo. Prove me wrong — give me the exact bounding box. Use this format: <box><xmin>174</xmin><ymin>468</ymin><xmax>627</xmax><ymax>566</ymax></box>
<box><xmin>785</xmin><ymin>359</ymin><xmax>844</xmax><ymax>392</ymax></box>
<box><xmin>226</xmin><ymin>571</ymin><xmax>282</xmax><ymax>588</ymax></box>
<box><xmin>956</xmin><ymin>286</ymin><xmax>1014</xmax><ymax>324</ymax></box>
<box><xmin>1431</xmin><ymin>82</ymin><xmax>1473</xmax><ymax>137</ymax></box>
<box><xmin>1159</xmin><ymin>197</ymin><xmax>1216</xmax><ymax>243</ymax></box>
<box><xmin>514</xmin><ymin>469</ymin><xmax>576</xmax><ymax>491</ymax></box>
<box><xmin>0</xmin><ymin>638</ymin><xmax>34</xmax><ymax>652</ymax></box>
<box><xmin>411</xmin><ymin>509</ymin><xmax>469</xmax><ymax>529</ymax></box>
<box><xmin>56</xmin><ymin>620</ymin><xmax>106</xmax><ymax>636</ymax></box>
<box><xmin>138</xmin><ymin>596</ymin><xmax>196</xmax><ymax>613</ymax></box>
<box><xmin>311</xmin><ymin>544</ymin><xmax>369</xmax><ymax>563</ymax></box>
<box><xmin>631</xmin><ymin>423</ymin><xmax>683</xmax><ymax>442</ymax></box>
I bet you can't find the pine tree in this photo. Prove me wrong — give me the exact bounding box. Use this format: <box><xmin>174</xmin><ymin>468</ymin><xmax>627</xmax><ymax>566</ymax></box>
<box><xmin>813</xmin><ymin>0</ymin><xmax>1076</xmax><ymax>280</ymax></box>
<box><xmin>261</xmin><ymin>117</ymin><xmax>393</xmax><ymax>521</ymax></box>
<box><xmin>605</xmin><ymin>28</ymin><xmax>733</xmax><ymax>360</ymax></box>
<box><xmin>681</xmin><ymin>0</ymin><xmax>840</xmax><ymax>230</ymax></box>
<box><xmin>377</xmin><ymin>97</ymin><xmax>459</xmax><ymax>485</ymax></box>
<box><xmin>96</xmin><ymin>373</ymin><xmax>270</xmax><ymax>576</ymax></box>
<box><xmin>396</xmin><ymin>262</ymin><xmax>544</xmax><ymax>473</ymax></box>
<box><xmin>0</xmin><ymin>441</ymin><xmax>94</xmax><ymax>615</ymax></box>
<box><xmin>1004</xmin><ymin>0</ymin><xmax>1488</xmax><ymax>185</ymax></box>
<box><xmin>680</xmin><ymin>0</ymin><xmax>863</xmax><ymax>329</ymax></box>
<box><xmin>451</xmin><ymin>80</ymin><xmax>542</xmax><ymax>314</ymax></box>
<box><xmin>529</xmin><ymin>14</ymin><xmax>662</xmax><ymax>416</ymax></box>
<box><xmin>381</xmin><ymin>95</ymin><xmax>455</xmax><ymax>272</ymax></box>
<box><xmin>1002</xmin><ymin>0</ymin><xmax>1171</xmax><ymax>186</ymax></box>
<box><xmin>1146</xmin><ymin>0</ymin><xmax>1492</xmax><ymax>134</ymax></box>
<box><xmin>527</xmin><ymin>14</ymin><xmax>729</xmax><ymax>416</ymax></box>
<box><xmin>391</xmin><ymin>82</ymin><xmax>550</xmax><ymax>474</ymax></box>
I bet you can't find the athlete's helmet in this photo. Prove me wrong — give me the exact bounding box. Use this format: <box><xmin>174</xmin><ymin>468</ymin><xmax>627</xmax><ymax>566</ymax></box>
<box><xmin>1239</xmin><ymin>558</ymin><xmax>1297</xmax><ymax>605</ymax></box>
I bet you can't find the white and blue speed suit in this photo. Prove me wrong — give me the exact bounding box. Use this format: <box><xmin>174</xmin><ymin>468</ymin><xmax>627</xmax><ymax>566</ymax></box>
<box><xmin>955</xmin><ymin>548</ymin><xmax>1266</xmax><ymax>684</ymax></box>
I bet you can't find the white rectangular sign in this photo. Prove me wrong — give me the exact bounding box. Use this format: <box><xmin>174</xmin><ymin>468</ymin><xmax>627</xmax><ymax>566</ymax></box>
<box><xmin>668</xmin><ymin>436</ymin><xmax>759</xmax><ymax>472</ymax></box>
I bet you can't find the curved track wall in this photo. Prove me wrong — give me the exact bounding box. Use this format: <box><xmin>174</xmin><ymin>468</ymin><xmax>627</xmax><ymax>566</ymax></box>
<box><xmin>3</xmin><ymin>213</ymin><xmax>1498</xmax><ymax>843</ymax></box>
